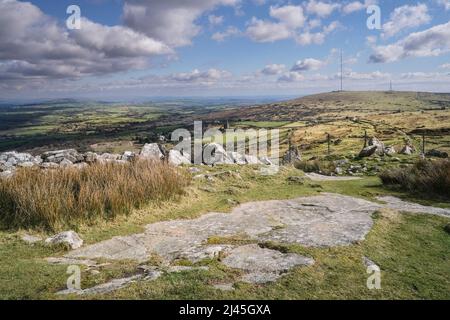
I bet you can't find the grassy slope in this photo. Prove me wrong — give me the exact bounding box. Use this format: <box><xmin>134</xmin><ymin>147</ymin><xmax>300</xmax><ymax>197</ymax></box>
<box><xmin>0</xmin><ymin>166</ymin><xmax>448</xmax><ymax>300</ymax></box>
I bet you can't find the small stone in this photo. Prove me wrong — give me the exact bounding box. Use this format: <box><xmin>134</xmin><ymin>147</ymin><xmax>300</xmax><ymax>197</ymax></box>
<box><xmin>45</xmin><ymin>231</ymin><xmax>83</xmax><ymax>249</ymax></box>
<box><xmin>213</xmin><ymin>283</ymin><xmax>235</xmax><ymax>291</ymax></box>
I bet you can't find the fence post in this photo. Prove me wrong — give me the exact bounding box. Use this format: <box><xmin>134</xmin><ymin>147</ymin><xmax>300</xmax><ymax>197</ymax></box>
<box><xmin>327</xmin><ymin>133</ymin><xmax>331</xmax><ymax>156</ymax></box>
<box><xmin>422</xmin><ymin>132</ymin><xmax>426</xmax><ymax>156</ymax></box>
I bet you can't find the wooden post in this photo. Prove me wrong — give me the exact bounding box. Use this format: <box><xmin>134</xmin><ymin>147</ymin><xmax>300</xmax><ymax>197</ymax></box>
<box><xmin>422</xmin><ymin>132</ymin><xmax>426</xmax><ymax>156</ymax></box>
<box><xmin>327</xmin><ymin>133</ymin><xmax>331</xmax><ymax>156</ymax></box>
<box><xmin>364</xmin><ymin>130</ymin><xmax>368</xmax><ymax>148</ymax></box>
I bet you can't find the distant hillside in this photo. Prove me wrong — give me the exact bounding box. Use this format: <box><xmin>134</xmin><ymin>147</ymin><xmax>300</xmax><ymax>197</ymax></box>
<box><xmin>204</xmin><ymin>91</ymin><xmax>450</xmax><ymax>122</ymax></box>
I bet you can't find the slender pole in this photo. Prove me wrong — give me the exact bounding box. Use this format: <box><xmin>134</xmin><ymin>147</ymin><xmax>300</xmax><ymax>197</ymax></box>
<box><xmin>340</xmin><ymin>50</ymin><xmax>343</xmax><ymax>92</ymax></box>
<box><xmin>327</xmin><ymin>133</ymin><xmax>331</xmax><ymax>156</ymax></box>
<box><xmin>422</xmin><ymin>132</ymin><xmax>426</xmax><ymax>155</ymax></box>
<box><xmin>364</xmin><ymin>130</ymin><xmax>368</xmax><ymax>148</ymax></box>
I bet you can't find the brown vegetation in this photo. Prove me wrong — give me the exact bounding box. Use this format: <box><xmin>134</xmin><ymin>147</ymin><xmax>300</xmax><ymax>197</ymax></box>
<box><xmin>0</xmin><ymin>160</ymin><xmax>190</xmax><ymax>231</ymax></box>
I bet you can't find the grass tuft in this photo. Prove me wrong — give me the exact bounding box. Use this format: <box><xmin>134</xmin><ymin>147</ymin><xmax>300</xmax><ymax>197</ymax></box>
<box><xmin>379</xmin><ymin>159</ymin><xmax>450</xmax><ymax>198</ymax></box>
<box><xmin>0</xmin><ymin>160</ymin><xmax>190</xmax><ymax>231</ymax></box>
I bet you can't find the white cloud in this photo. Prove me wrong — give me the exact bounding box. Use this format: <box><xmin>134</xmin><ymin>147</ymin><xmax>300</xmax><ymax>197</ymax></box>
<box><xmin>370</xmin><ymin>22</ymin><xmax>450</xmax><ymax>63</ymax></box>
<box><xmin>246</xmin><ymin>17</ymin><xmax>292</xmax><ymax>42</ymax></box>
<box><xmin>295</xmin><ymin>21</ymin><xmax>340</xmax><ymax>45</ymax></box>
<box><xmin>440</xmin><ymin>63</ymin><xmax>450</xmax><ymax>69</ymax></box>
<box><xmin>208</xmin><ymin>15</ymin><xmax>224</xmax><ymax>26</ymax></box>
<box><xmin>291</xmin><ymin>58</ymin><xmax>326</xmax><ymax>71</ymax></box>
<box><xmin>170</xmin><ymin>68</ymin><xmax>231</xmax><ymax>83</ymax></box>
<box><xmin>305</xmin><ymin>0</ymin><xmax>340</xmax><ymax>18</ymax></box>
<box><xmin>436</xmin><ymin>0</ymin><xmax>450</xmax><ymax>10</ymax></box>
<box><xmin>278</xmin><ymin>71</ymin><xmax>305</xmax><ymax>82</ymax></box>
<box><xmin>382</xmin><ymin>4</ymin><xmax>431</xmax><ymax>38</ymax></box>
<box><xmin>261</xmin><ymin>64</ymin><xmax>286</xmax><ymax>75</ymax></box>
<box><xmin>123</xmin><ymin>0</ymin><xmax>240</xmax><ymax>47</ymax></box>
<box><xmin>0</xmin><ymin>0</ymin><xmax>170</xmax><ymax>84</ymax></box>
<box><xmin>212</xmin><ymin>26</ymin><xmax>241</xmax><ymax>42</ymax></box>
<box><xmin>269</xmin><ymin>5</ymin><xmax>306</xmax><ymax>29</ymax></box>
<box><xmin>342</xmin><ymin>0</ymin><xmax>377</xmax><ymax>15</ymax></box>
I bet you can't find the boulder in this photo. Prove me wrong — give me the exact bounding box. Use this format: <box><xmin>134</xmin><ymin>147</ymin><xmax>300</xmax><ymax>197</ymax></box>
<box><xmin>259</xmin><ymin>156</ymin><xmax>273</xmax><ymax>166</ymax></box>
<box><xmin>40</xmin><ymin>162</ymin><xmax>60</xmax><ymax>169</ymax></box>
<box><xmin>121</xmin><ymin>151</ymin><xmax>136</xmax><ymax>162</ymax></box>
<box><xmin>359</xmin><ymin>145</ymin><xmax>378</xmax><ymax>158</ymax></box>
<box><xmin>227</xmin><ymin>152</ymin><xmax>246</xmax><ymax>165</ymax></box>
<box><xmin>45</xmin><ymin>231</ymin><xmax>83</xmax><ymax>249</ymax></box>
<box><xmin>400</xmin><ymin>145</ymin><xmax>415</xmax><ymax>155</ymax></box>
<box><xmin>140</xmin><ymin>143</ymin><xmax>164</xmax><ymax>160</ymax></box>
<box><xmin>168</xmin><ymin>150</ymin><xmax>191</xmax><ymax>166</ymax></box>
<box><xmin>97</xmin><ymin>153</ymin><xmax>121</xmax><ymax>164</ymax></box>
<box><xmin>0</xmin><ymin>151</ymin><xmax>39</xmax><ymax>167</ymax></box>
<box><xmin>384</xmin><ymin>146</ymin><xmax>396</xmax><ymax>155</ymax></box>
<box><xmin>203</xmin><ymin>143</ymin><xmax>234</xmax><ymax>165</ymax></box>
<box><xmin>282</xmin><ymin>146</ymin><xmax>301</xmax><ymax>164</ymax></box>
<box><xmin>368</xmin><ymin>137</ymin><xmax>385</xmax><ymax>155</ymax></box>
<box><xmin>17</xmin><ymin>161</ymin><xmax>36</xmax><ymax>168</ymax></box>
<box><xmin>425</xmin><ymin>149</ymin><xmax>448</xmax><ymax>159</ymax></box>
<box><xmin>59</xmin><ymin>159</ymin><xmax>74</xmax><ymax>168</ymax></box>
<box><xmin>83</xmin><ymin>152</ymin><xmax>98</xmax><ymax>164</ymax></box>
<box><xmin>42</xmin><ymin>149</ymin><xmax>84</xmax><ymax>164</ymax></box>
<box><xmin>244</xmin><ymin>155</ymin><xmax>261</xmax><ymax>165</ymax></box>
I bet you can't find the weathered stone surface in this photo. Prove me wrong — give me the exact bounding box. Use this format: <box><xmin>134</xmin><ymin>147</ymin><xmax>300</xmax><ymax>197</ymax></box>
<box><xmin>213</xmin><ymin>283</ymin><xmax>235</xmax><ymax>291</ymax></box>
<box><xmin>42</xmin><ymin>149</ymin><xmax>84</xmax><ymax>164</ymax></box>
<box><xmin>168</xmin><ymin>150</ymin><xmax>191</xmax><ymax>166</ymax></box>
<box><xmin>359</xmin><ymin>145</ymin><xmax>378</xmax><ymax>158</ymax></box>
<box><xmin>203</xmin><ymin>143</ymin><xmax>234</xmax><ymax>165</ymax></box>
<box><xmin>0</xmin><ymin>170</ymin><xmax>14</xmax><ymax>179</ymax></box>
<box><xmin>384</xmin><ymin>146</ymin><xmax>397</xmax><ymax>155</ymax></box>
<box><xmin>64</xmin><ymin>194</ymin><xmax>383</xmax><ymax>264</ymax></box>
<box><xmin>97</xmin><ymin>153</ymin><xmax>122</xmax><ymax>163</ymax></box>
<box><xmin>45</xmin><ymin>231</ymin><xmax>83</xmax><ymax>249</ymax></box>
<box><xmin>305</xmin><ymin>173</ymin><xmax>362</xmax><ymax>181</ymax></box>
<box><xmin>84</xmin><ymin>152</ymin><xmax>98</xmax><ymax>164</ymax></box>
<box><xmin>282</xmin><ymin>147</ymin><xmax>301</xmax><ymax>164</ymax></box>
<box><xmin>244</xmin><ymin>155</ymin><xmax>261</xmax><ymax>165</ymax></box>
<box><xmin>227</xmin><ymin>152</ymin><xmax>246</xmax><ymax>165</ymax></box>
<box><xmin>57</xmin><ymin>275</ymin><xmax>143</xmax><ymax>296</ymax></box>
<box><xmin>377</xmin><ymin>196</ymin><xmax>450</xmax><ymax>217</ymax></box>
<box><xmin>400</xmin><ymin>145</ymin><xmax>415</xmax><ymax>155</ymax></box>
<box><xmin>259</xmin><ymin>156</ymin><xmax>273</xmax><ymax>166</ymax></box>
<box><xmin>368</xmin><ymin>137</ymin><xmax>385</xmax><ymax>155</ymax></box>
<box><xmin>121</xmin><ymin>151</ymin><xmax>136</xmax><ymax>161</ymax></box>
<box><xmin>140</xmin><ymin>143</ymin><xmax>164</xmax><ymax>160</ymax></box>
<box><xmin>363</xmin><ymin>256</ymin><xmax>379</xmax><ymax>269</ymax></box>
<box><xmin>222</xmin><ymin>245</ymin><xmax>314</xmax><ymax>284</ymax></box>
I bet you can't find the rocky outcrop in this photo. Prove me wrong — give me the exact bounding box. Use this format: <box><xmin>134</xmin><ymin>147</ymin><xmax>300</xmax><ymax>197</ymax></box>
<box><xmin>45</xmin><ymin>231</ymin><xmax>83</xmax><ymax>249</ymax></box>
<box><xmin>359</xmin><ymin>145</ymin><xmax>378</xmax><ymax>158</ymax></box>
<box><xmin>400</xmin><ymin>144</ymin><xmax>415</xmax><ymax>155</ymax></box>
<box><xmin>203</xmin><ymin>143</ymin><xmax>234</xmax><ymax>165</ymax></box>
<box><xmin>282</xmin><ymin>146</ymin><xmax>301</xmax><ymax>164</ymax></box>
<box><xmin>168</xmin><ymin>150</ymin><xmax>191</xmax><ymax>166</ymax></box>
<box><xmin>140</xmin><ymin>143</ymin><xmax>164</xmax><ymax>160</ymax></box>
<box><xmin>42</xmin><ymin>149</ymin><xmax>84</xmax><ymax>164</ymax></box>
<box><xmin>384</xmin><ymin>146</ymin><xmax>396</xmax><ymax>155</ymax></box>
<box><xmin>368</xmin><ymin>137</ymin><xmax>385</xmax><ymax>155</ymax></box>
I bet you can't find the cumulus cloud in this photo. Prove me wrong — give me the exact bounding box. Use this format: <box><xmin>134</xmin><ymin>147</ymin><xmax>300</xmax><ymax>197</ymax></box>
<box><xmin>246</xmin><ymin>17</ymin><xmax>292</xmax><ymax>42</ymax></box>
<box><xmin>436</xmin><ymin>0</ymin><xmax>450</xmax><ymax>10</ymax></box>
<box><xmin>440</xmin><ymin>63</ymin><xmax>450</xmax><ymax>69</ymax></box>
<box><xmin>170</xmin><ymin>68</ymin><xmax>231</xmax><ymax>83</ymax></box>
<box><xmin>123</xmin><ymin>0</ymin><xmax>240</xmax><ymax>47</ymax></box>
<box><xmin>278</xmin><ymin>71</ymin><xmax>305</xmax><ymax>82</ymax></box>
<box><xmin>291</xmin><ymin>58</ymin><xmax>326</xmax><ymax>71</ymax></box>
<box><xmin>342</xmin><ymin>0</ymin><xmax>377</xmax><ymax>15</ymax></box>
<box><xmin>0</xmin><ymin>0</ymin><xmax>170</xmax><ymax>84</ymax></box>
<box><xmin>305</xmin><ymin>0</ymin><xmax>340</xmax><ymax>18</ymax></box>
<box><xmin>261</xmin><ymin>64</ymin><xmax>286</xmax><ymax>75</ymax></box>
<box><xmin>369</xmin><ymin>21</ymin><xmax>450</xmax><ymax>63</ymax></box>
<box><xmin>295</xmin><ymin>21</ymin><xmax>340</xmax><ymax>45</ymax></box>
<box><xmin>212</xmin><ymin>26</ymin><xmax>241</xmax><ymax>42</ymax></box>
<box><xmin>382</xmin><ymin>4</ymin><xmax>431</xmax><ymax>38</ymax></box>
<box><xmin>208</xmin><ymin>14</ymin><xmax>224</xmax><ymax>26</ymax></box>
<box><xmin>269</xmin><ymin>5</ymin><xmax>306</xmax><ymax>29</ymax></box>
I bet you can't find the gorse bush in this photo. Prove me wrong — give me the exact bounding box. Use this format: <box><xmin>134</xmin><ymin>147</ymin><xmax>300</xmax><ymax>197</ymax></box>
<box><xmin>0</xmin><ymin>159</ymin><xmax>190</xmax><ymax>231</ymax></box>
<box><xmin>380</xmin><ymin>159</ymin><xmax>450</xmax><ymax>198</ymax></box>
<box><xmin>294</xmin><ymin>159</ymin><xmax>336</xmax><ymax>176</ymax></box>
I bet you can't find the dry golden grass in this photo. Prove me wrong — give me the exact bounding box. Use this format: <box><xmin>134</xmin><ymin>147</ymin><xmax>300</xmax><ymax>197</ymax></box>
<box><xmin>0</xmin><ymin>160</ymin><xmax>190</xmax><ymax>231</ymax></box>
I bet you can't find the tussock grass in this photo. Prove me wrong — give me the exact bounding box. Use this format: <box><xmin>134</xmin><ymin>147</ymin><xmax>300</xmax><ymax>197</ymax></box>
<box><xmin>380</xmin><ymin>159</ymin><xmax>450</xmax><ymax>198</ymax></box>
<box><xmin>294</xmin><ymin>159</ymin><xmax>336</xmax><ymax>176</ymax></box>
<box><xmin>0</xmin><ymin>160</ymin><xmax>190</xmax><ymax>231</ymax></box>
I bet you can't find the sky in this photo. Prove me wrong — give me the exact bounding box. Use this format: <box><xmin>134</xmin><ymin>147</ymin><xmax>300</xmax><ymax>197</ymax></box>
<box><xmin>0</xmin><ymin>0</ymin><xmax>449</xmax><ymax>100</ymax></box>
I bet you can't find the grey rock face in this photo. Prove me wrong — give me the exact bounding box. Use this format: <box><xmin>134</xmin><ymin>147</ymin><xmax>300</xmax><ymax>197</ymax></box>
<box><xmin>203</xmin><ymin>143</ymin><xmax>234</xmax><ymax>165</ymax></box>
<box><xmin>45</xmin><ymin>231</ymin><xmax>83</xmax><ymax>249</ymax></box>
<box><xmin>282</xmin><ymin>147</ymin><xmax>301</xmax><ymax>164</ymax></box>
<box><xmin>227</xmin><ymin>152</ymin><xmax>247</xmax><ymax>165</ymax></box>
<box><xmin>168</xmin><ymin>150</ymin><xmax>191</xmax><ymax>166</ymax></box>
<box><xmin>259</xmin><ymin>156</ymin><xmax>273</xmax><ymax>166</ymax></box>
<box><xmin>244</xmin><ymin>155</ymin><xmax>261</xmax><ymax>165</ymax></box>
<box><xmin>400</xmin><ymin>145</ymin><xmax>415</xmax><ymax>155</ymax></box>
<box><xmin>42</xmin><ymin>149</ymin><xmax>84</xmax><ymax>164</ymax></box>
<box><xmin>384</xmin><ymin>146</ymin><xmax>397</xmax><ymax>155</ymax></box>
<box><xmin>140</xmin><ymin>143</ymin><xmax>164</xmax><ymax>160</ymax></box>
<box><xmin>377</xmin><ymin>196</ymin><xmax>450</xmax><ymax>217</ymax></box>
<box><xmin>0</xmin><ymin>151</ymin><xmax>40</xmax><ymax>168</ymax></box>
<box><xmin>305</xmin><ymin>173</ymin><xmax>362</xmax><ymax>181</ymax></box>
<box><xmin>359</xmin><ymin>145</ymin><xmax>378</xmax><ymax>158</ymax></box>
<box><xmin>64</xmin><ymin>193</ymin><xmax>382</xmax><ymax>264</ymax></box>
<box><xmin>368</xmin><ymin>137</ymin><xmax>385</xmax><ymax>155</ymax></box>
<box><xmin>222</xmin><ymin>244</ymin><xmax>314</xmax><ymax>284</ymax></box>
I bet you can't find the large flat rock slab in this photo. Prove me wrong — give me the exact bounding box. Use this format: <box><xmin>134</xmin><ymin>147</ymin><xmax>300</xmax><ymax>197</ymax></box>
<box><xmin>305</xmin><ymin>173</ymin><xmax>362</xmax><ymax>181</ymax></box>
<box><xmin>377</xmin><ymin>196</ymin><xmax>450</xmax><ymax>217</ymax></box>
<box><xmin>65</xmin><ymin>193</ymin><xmax>382</xmax><ymax>263</ymax></box>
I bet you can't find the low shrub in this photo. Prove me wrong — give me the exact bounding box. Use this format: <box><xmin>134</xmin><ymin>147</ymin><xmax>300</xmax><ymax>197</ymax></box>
<box><xmin>294</xmin><ymin>159</ymin><xmax>336</xmax><ymax>176</ymax></box>
<box><xmin>0</xmin><ymin>159</ymin><xmax>190</xmax><ymax>231</ymax></box>
<box><xmin>379</xmin><ymin>159</ymin><xmax>450</xmax><ymax>198</ymax></box>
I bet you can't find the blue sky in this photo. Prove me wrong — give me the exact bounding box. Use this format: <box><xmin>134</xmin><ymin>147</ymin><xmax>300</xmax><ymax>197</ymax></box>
<box><xmin>0</xmin><ymin>0</ymin><xmax>449</xmax><ymax>99</ymax></box>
